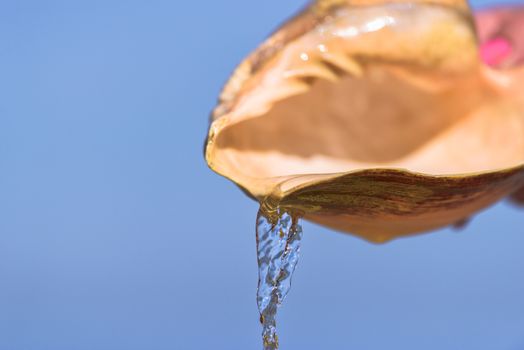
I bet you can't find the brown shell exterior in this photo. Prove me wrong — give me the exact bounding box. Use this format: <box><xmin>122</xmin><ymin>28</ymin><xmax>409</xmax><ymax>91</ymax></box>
<box><xmin>272</xmin><ymin>168</ymin><xmax>524</xmax><ymax>242</ymax></box>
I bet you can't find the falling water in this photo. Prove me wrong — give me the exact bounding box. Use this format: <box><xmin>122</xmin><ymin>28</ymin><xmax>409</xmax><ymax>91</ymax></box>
<box><xmin>256</xmin><ymin>206</ymin><xmax>303</xmax><ymax>350</ymax></box>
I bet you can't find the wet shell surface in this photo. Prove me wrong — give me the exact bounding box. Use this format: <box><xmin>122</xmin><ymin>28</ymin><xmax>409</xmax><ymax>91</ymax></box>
<box><xmin>205</xmin><ymin>0</ymin><xmax>524</xmax><ymax>243</ymax></box>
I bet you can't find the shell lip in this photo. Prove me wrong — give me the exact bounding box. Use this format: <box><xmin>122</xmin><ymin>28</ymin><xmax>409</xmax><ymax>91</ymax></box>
<box><xmin>207</xmin><ymin>156</ymin><xmax>524</xmax><ymax>203</ymax></box>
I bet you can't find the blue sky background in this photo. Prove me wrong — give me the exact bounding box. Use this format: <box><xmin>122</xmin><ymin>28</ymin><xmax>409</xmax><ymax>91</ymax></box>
<box><xmin>1</xmin><ymin>1</ymin><xmax>524</xmax><ymax>349</ymax></box>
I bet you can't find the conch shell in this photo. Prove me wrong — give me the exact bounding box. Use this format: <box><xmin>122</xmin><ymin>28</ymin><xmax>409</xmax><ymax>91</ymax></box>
<box><xmin>205</xmin><ymin>0</ymin><xmax>524</xmax><ymax>243</ymax></box>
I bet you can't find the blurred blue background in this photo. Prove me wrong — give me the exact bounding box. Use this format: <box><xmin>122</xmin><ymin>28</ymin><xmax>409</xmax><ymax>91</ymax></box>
<box><xmin>1</xmin><ymin>0</ymin><xmax>524</xmax><ymax>349</ymax></box>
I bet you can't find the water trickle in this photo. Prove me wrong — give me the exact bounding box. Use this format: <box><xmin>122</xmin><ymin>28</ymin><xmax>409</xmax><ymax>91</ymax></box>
<box><xmin>256</xmin><ymin>206</ymin><xmax>303</xmax><ymax>350</ymax></box>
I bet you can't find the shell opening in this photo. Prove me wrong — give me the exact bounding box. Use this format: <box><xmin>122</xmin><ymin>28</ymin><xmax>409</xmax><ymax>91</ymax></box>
<box><xmin>208</xmin><ymin>3</ymin><xmax>524</xmax><ymax>195</ymax></box>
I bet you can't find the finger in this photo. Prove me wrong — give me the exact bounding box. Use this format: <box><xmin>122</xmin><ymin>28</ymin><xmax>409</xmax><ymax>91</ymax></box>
<box><xmin>475</xmin><ymin>7</ymin><xmax>524</xmax><ymax>68</ymax></box>
<box><xmin>474</xmin><ymin>9</ymin><xmax>506</xmax><ymax>42</ymax></box>
<box><xmin>503</xmin><ymin>16</ymin><xmax>524</xmax><ymax>66</ymax></box>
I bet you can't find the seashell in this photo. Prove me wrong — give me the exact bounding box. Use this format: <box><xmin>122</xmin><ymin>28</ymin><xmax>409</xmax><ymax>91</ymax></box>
<box><xmin>205</xmin><ymin>0</ymin><xmax>524</xmax><ymax>243</ymax></box>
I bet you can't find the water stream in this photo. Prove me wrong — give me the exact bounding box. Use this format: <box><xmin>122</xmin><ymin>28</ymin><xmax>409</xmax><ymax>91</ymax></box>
<box><xmin>256</xmin><ymin>206</ymin><xmax>303</xmax><ymax>350</ymax></box>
